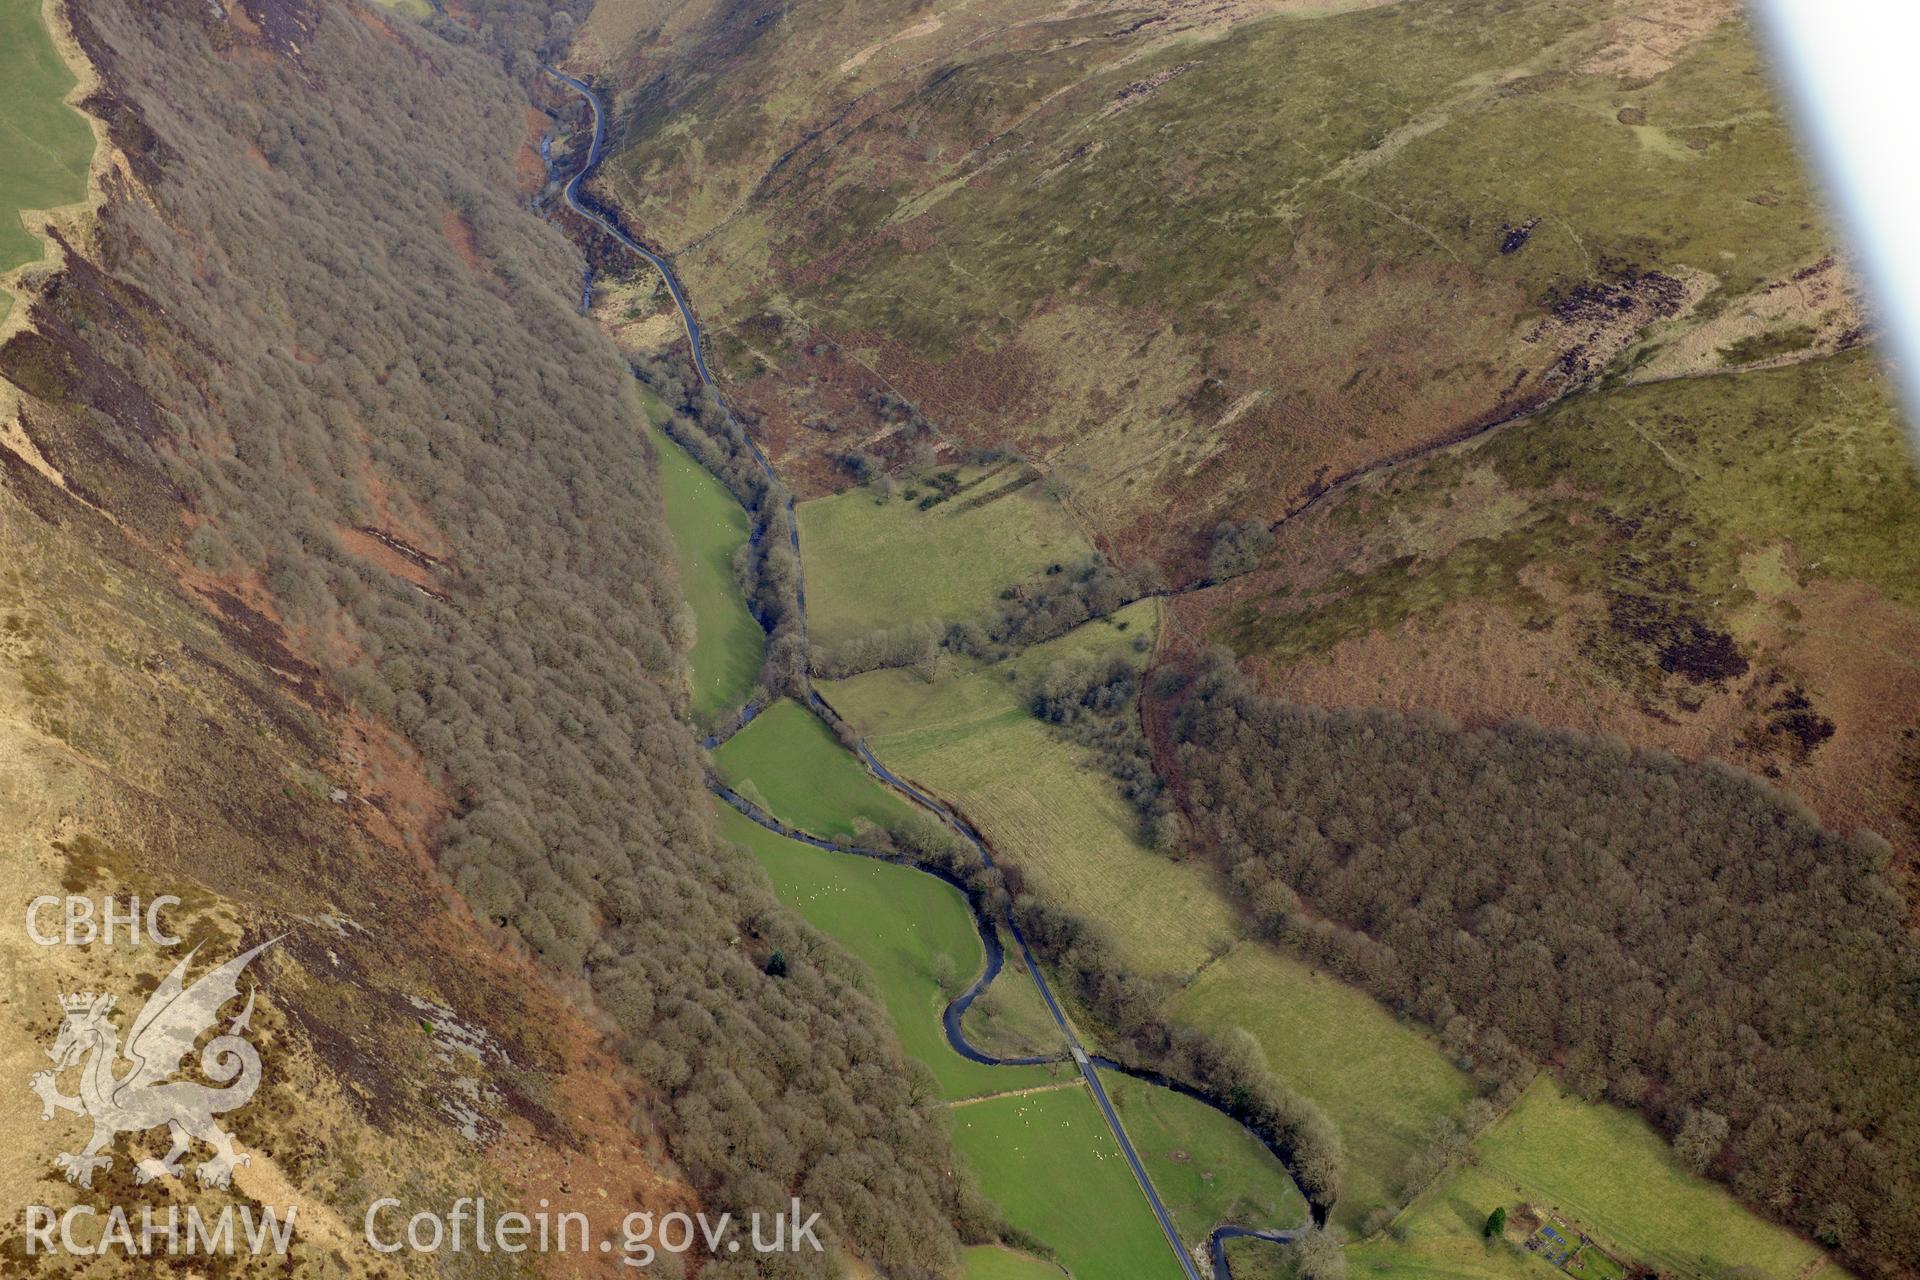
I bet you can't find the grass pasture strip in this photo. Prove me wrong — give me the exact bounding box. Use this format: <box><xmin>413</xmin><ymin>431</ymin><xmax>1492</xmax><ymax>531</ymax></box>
<box><xmin>0</xmin><ymin>0</ymin><xmax>94</xmax><ymax>321</ymax></box>
<box><xmin>797</xmin><ymin>466</ymin><xmax>1093</xmax><ymax>647</ymax></box>
<box><xmin>712</xmin><ymin>697</ymin><xmax>920</xmax><ymax>838</ymax></box>
<box><xmin>883</xmin><ymin>717</ymin><xmax>1228</xmax><ymax>974</ymax></box>
<box><xmin>880</xmin><ymin>712</ymin><xmax>1236</xmax><ymax>976</ymax></box>
<box><xmin>947</xmin><ymin>1080</ymin><xmax>1083</xmax><ymax>1109</ymax></box>
<box><xmin>961</xmin><ymin>932</ymin><xmax>1066</xmax><ymax>1060</ymax></box>
<box><xmin>647</xmin><ymin>417</ymin><xmax>763</xmax><ymax>721</ymax></box>
<box><xmin>1171</xmin><ymin>943</ymin><xmax>1477</xmax><ymax>1232</ymax></box>
<box><xmin>1346</xmin><ymin>1161</ymin><xmax>1561</xmax><ymax>1280</ymax></box>
<box><xmin>826</xmin><ymin>600</ymin><xmax>1236</xmax><ymax>978</ymax></box>
<box><xmin>962</xmin><ymin>1244</ymin><xmax>1067</xmax><ymax>1280</ymax></box>
<box><xmin>1100</xmin><ymin>1067</ymin><xmax>1310</xmax><ymax>1249</ymax></box>
<box><xmin>717</xmin><ymin>803</ymin><xmax>1056</xmax><ymax>1100</ymax></box>
<box><xmin>1471</xmin><ymin>1079</ymin><xmax>1834</xmax><ymax>1280</ymax></box>
<box><xmin>947</xmin><ymin>1086</ymin><xmax>1184</xmax><ymax>1280</ymax></box>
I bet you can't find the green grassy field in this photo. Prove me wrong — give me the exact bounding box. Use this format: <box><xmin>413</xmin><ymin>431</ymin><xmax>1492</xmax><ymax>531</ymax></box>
<box><xmin>711</xmin><ymin>699</ymin><xmax>1234</xmax><ymax>1276</ymax></box>
<box><xmin>1466</xmin><ymin>1079</ymin><xmax>1835</xmax><ymax>1280</ymax></box>
<box><xmin>615</xmin><ymin>7</ymin><xmax>1872</xmax><ymax>1273</ymax></box>
<box><xmin>1347</xmin><ymin>1160</ymin><xmax>1562</xmax><ymax>1280</ymax></box>
<box><xmin>1348</xmin><ymin>1076</ymin><xmax>1842</xmax><ymax>1280</ymax></box>
<box><xmin>827</xmin><ymin>582</ymin><xmax>1838</xmax><ymax>1277</ymax></box>
<box><xmin>856</xmin><ymin>713</ymin><xmax>1238</xmax><ymax>977</ymax></box>
<box><xmin>0</xmin><ymin>0</ymin><xmax>94</xmax><ymax>323</ymax></box>
<box><xmin>947</xmin><ymin>1085</ymin><xmax>1183</xmax><ymax>1280</ymax></box>
<box><xmin>712</xmin><ymin>697</ymin><xmax>920</xmax><ymax>837</ymax></box>
<box><xmin>1100</xmin><ymin>1068</ymin><xmax>1310</xmax><ymax>1248</ymax></box>
<box><xmin>1171</xmin><ymin>943</ymin><xmax>1477</xmax><ymax>1233</ymax></box>
<box><xmin>796</xmin><ymin>464</ymin><xmax>1092</xmax><ymax>647</ymax></box>
<box><xmin>962</xmin><ymin>1245</ymin><xmax>1067</xmax><ymax>1280</ymax></box>
<box><xmin>960</xmin><ymin>935</ymin><xmax>1064</xmax><ymax>1061</ymax></box>
<box><xmin>824</xmin><ymin>598</ymin><xmax>1159</xmax><ymax>739</ymax></box>
<box><xmin>647</xmin><ymin>418</ymin><xmax>764</xmax><ymax>721</ymax></box>
<box><xmin>718</xmin><ymin>803</ymin><xmax>1058</xmax><ymax>1100</ymax></box>
<box><xmin>1566</xmin><ymin>1242</ymin><xmax>1629</xmax><ymax>1280</ymax></box>
<box><xmin>824</xmin><ymin>601</ymin><xmax>1240</xmax><ymax>977</ymax></box>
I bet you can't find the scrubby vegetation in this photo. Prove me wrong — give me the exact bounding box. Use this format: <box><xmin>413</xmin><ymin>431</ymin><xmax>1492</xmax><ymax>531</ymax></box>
<box><xmin>816</xmin><ymin>552</ymin><xmax>1162</xmax><ymax>681</ymax></box>
<box><xmin>433</xmin><ymin>0</ymin><xmax>591</xmax><ymax>67</ymax></box>
<box><xmin>811</xmin><ymin>617</ymin><xmax>944</xmax><ymax>681</ymax></box>
<box><xmin>1</xmin><ymin>3</ymin><xmax>973</xmax><ymax>1271</ymax></box>
<box><xmin>1206</xmin><ymin>519</ymin><xmax>1277</xmax><ymax>583</ymax></box>
<box><xmin>962</xmin><ymin>555</ymin><xmax>1164</xmax><ymax>653</ymax></box>
<box><xmin>1031</xmin><ymin>653</ymin><xmax>1175</xmax><ymax>848</ymax></box>
<box><xmin>1162</xmin><ymin>654</ymin><xmax>1920</xmax><ymax>1277</ymax></box>
<box><xmin>596</xmin><ymin>0</ymin><xmax>1854</xmax><ymax>588</ymax></box>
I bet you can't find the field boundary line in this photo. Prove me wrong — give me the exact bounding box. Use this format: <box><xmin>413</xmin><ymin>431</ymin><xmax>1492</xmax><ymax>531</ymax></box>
<box><xmin>947</xmin><ymin>1080</ymin><xmax>1085</xmax><ymax>1109</ymax></box>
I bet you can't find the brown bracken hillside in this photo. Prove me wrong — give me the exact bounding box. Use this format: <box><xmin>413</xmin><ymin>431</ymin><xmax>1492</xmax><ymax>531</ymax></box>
<box><xmin>579</xmin><ymin>0</ymin><xmax>1920</xmax><ymax>878</ymax></box>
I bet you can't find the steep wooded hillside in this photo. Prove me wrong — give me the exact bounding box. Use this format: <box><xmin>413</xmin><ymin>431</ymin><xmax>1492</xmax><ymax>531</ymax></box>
<box><xmin>0</xmin><ymin>0</ymin><xmax>971</xmax><ymax>1272</ymax></box>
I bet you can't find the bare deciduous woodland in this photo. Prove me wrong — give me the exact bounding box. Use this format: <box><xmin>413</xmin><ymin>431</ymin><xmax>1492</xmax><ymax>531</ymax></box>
<box><xmin>1159</xmin><ymin>655</ymin><xmax>1919</xmax><ymax>1277</ymax></box>
<box><xmin>2</xmin><ymin>2</ymin><xmax>978</xmax><ymax>1271</ymax></box>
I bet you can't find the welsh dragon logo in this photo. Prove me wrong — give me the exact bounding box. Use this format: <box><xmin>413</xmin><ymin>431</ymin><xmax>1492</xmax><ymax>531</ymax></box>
<box><xmin>28</xmin><ymin>939</ymin><xmax>278</xmax><ymax>1190</ymax></box>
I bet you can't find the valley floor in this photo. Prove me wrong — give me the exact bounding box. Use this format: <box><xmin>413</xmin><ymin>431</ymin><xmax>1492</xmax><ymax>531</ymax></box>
<box><xmin>557</xmin><ymin>51</ymin><xmax>1865</xmax><ymax>1280</ymax></box>
<box><xmin>647</xmin><ymin>360</ymin><xmax>1847</xmax><ymax>1280</ymax></box>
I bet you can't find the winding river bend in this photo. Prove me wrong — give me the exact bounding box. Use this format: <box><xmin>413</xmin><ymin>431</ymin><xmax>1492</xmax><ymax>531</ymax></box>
<box><xmin>543</xmin><ymin>66</ymin><xmax>1307</xmax><ymax>1280</ymax></box>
